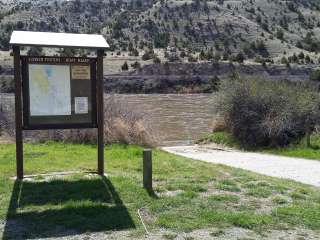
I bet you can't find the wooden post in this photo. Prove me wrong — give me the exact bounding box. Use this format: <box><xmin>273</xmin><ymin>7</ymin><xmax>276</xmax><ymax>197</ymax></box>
<box><xmin>143</xmin><ymin>149</ymin><xmax>152</xmax><ymax>191</ymax></box>
<box><xmin>13</xmin><ymin>46</ymin><xmax>23</xmax><ymax>179</ymax></box>
<box><xmin>97</xmin><ymin>49</ymin><xmax>104</xmax><ymax>175</ymax></box>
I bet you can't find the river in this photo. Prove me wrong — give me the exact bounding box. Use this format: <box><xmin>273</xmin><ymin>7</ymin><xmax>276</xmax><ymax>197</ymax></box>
<box><xmin>0</xmin><ymin>94</ymin><xmax>216</xmax><ymax>145</ymax></box>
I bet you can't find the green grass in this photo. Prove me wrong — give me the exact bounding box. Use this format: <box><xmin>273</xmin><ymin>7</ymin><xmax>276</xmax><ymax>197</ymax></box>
<box><xmin>196</xmin><ymin>131</ymin><xmax>240</xmax><ymax>148</ymax></box>
<box><xmin>198</xmin><ymin>132</ymin><xmax>320</xmax><ymax>160</ymax></box>
<box><xmin>264</xmin><ymin>134</ymin><xmax>320</xmax><ymax>160</ymax></box>
<box><xmin>0</xmin><ymin>142</ymin><xmax>320</xmax><ymax>238</ymax></box>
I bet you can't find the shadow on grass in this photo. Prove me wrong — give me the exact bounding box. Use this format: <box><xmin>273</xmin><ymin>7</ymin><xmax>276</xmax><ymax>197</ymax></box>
<box><xmin>2</xmin><ymin>176</ymin><xmax>135</xmax><ymax>239</ymax></box>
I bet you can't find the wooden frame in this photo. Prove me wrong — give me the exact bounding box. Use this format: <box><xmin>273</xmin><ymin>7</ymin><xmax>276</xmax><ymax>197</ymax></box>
<box><xmin>13</xmin><ymin>46</ymin><xmax>23</xmax><ymax>180</ymax></box>
<box><xmin>97</xmin><ymin>50</ymin><xmax>104</xmax><ymax>176</ymax></box>
<box><xmin>21</xmin><ymin>56</ymin><xmax>98</xmax><ymax>130</ymax></box>
<box><xmin>10</xmin><ymin>31</ymin><xmax>108</xmax><ymax>179</ymax></box>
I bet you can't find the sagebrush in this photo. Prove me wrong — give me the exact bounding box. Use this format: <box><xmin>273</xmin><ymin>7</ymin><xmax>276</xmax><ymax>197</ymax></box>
<box><xmin>48</xmin><ymin>96</ymin><xmax>158</xmax><ymax>146</ymax></box>
<box><xmin>215</xmin><ymin>78</ymin><xmax>320</xmax><ymax>147</ymax></box>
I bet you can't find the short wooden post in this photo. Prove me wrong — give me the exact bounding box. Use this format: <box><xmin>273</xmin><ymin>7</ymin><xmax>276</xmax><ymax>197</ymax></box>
<box><xmin>143</xmin><ymin>149</ymin><xmax>152</xmax><ymax>191</ymax></box>
<box><xmin>13</xmin><ymin>46</ymin><xmax>23</xmax><ymax>180</ymax></box>
<box><xmin>97</xmin><ymin>49</ymin><xmax>105</xmax><ymax>175</ymax></box>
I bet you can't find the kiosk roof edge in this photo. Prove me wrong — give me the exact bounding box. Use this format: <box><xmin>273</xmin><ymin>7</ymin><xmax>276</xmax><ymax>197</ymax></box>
<box><xmin>10</xmin><ymin>31</ymin><xmax>109</xmax><ymax>49</ymax></box>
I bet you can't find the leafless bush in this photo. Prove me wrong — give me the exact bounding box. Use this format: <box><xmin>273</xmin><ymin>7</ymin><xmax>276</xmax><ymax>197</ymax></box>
<box><xmin>103</xmin><ymin>95</ymin><xmax>158</xmax><ymax>146</ymax></box>
<box><xmin>210</xmin><ymin>116</ymin><xmax>227</xmax><ymax>132</ymax></box>
<box><xmin>51</xmin><ymin>129</ymin><xmax>97</xmax><ymax>144</ymax></box>
<box><xmin>51</xmin><ymin>95</ymin><xmax>158</xmax><ymax>147</ymax></box>
<box><xmin>0</xmin><ymin>107</ymin><xmax>13</xmax><ymax>138</ymax></box>
<box><xmin>216</xmin><ymin>78</ymin><xmax>320</xmax><ymax>147</ymax></box>
<box><xmin>0</xmin><ymin>110</ymin><xmax>6</xmax><ymax>136</ymax></box>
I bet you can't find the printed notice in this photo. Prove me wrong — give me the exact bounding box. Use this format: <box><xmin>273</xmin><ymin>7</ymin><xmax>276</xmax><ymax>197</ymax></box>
<box><xmin>71</xmin><ymin>65</ymin><xmax>90</xmax><ymax>79</ymax></box>
<box><xmin>74</xmin><ymin>97</ymin><xmax>89</xmax><ymax>114</ymax></box>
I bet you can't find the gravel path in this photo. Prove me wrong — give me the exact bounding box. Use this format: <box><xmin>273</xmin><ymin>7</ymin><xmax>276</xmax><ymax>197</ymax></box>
<box><xmin>162</xmin><ymin>145</ymin><xmax>320</xmax><ymax>187</ymax></box>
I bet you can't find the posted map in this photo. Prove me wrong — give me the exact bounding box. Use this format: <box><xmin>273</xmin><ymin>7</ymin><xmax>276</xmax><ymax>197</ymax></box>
<box><xmin>29</xmin><ymin>64</ymin><xmax>71</xmax><ymax>116</ymax></box>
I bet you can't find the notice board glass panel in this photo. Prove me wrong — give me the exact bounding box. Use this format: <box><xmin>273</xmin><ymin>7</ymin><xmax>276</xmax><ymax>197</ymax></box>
<box><xmin>21</xmin><ymin>56</ymin><xmax>97</xmax><ymax>129</ymax></box>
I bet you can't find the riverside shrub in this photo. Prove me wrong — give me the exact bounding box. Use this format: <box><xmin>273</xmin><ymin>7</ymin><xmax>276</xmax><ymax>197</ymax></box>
<box><xmin>57</xmin><ymin>96</ymin><xmax>158</xmax><ymax>147</ymax></box>
<box><xmin>0</xmin><ymin>110</ymin><xmax>5</xmax><ymax>136</ymax></box>
<box><xmin>216</xmin><ymin>78</ymin><xmax>320</xmax><ymax>147</ymax></box>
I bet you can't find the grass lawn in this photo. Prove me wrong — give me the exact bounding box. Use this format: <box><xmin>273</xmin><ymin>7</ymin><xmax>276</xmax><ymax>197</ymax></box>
<box><xmin>198</xmin><ymin>132</ymin><xmax>320</xmax><ymax>161</ymax></box>
<box><xmin>264</xmin><ymin>134</ymin><xmax>320</xmax><ymax>160</ymax></box>
<box><xmin>0</xmin><ymin>142</ymin><xmax>320</xmax><ymax>239</ymax></box>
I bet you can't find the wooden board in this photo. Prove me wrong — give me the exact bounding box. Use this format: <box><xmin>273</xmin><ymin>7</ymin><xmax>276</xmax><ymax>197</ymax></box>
<box><xmin>10</xmin><ymin>31</ymin><xmax>109</xmax><ymax>49</ymax></box>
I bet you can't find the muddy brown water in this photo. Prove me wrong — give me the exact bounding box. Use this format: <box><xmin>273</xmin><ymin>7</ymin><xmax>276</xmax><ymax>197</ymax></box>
<box><xmin>0</xmin><ymin>94</ymin><xmax>216</xmax><ymax>145</ymax></box>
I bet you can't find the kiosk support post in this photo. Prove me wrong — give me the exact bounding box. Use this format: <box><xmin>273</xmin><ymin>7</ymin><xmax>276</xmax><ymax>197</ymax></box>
<box><xmin>13</xmin><ymin>46</ymin><xmax>23</xmax><ymax>179</ymax></box>
<box><xmin>97</xmin><ymin>49</ymin><xmax>104</xmax><ymax>175</ymax></box>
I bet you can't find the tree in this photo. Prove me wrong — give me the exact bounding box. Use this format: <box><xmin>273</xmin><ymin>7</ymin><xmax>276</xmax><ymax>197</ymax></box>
<box><xmin>222</xmin><ymin>51</ymin><xmax>230</xmax><ymax>60</ymax></box>
<box><xmin>154</xmin><ymin>33</ymin><xmax>170</xmax><ymax>48</ymax></box>
<box><xmin>131</xmin><ymin>61</ymin><xmax>141</xmax><ymax>70</ymax></box>
<box><xmin>60</xmin><ymin>48</ymin><xmax>76</xmax><ymax>57</ymax></box>
<box><xmin>188</xmin><ymin>55</ymin><xmax>198</xmax><ymax>62</ymax></box>
<box><xmin>153</xmin><ymin>56</ymin><xmax>161</xmax><ymax>64</ymax></box>
<box><xmin>305</xmin><ymin>55</ymin><xmax>311</xmax><ymax>64</ymax></box>
<box><xmin>256</xmin><ymin>14</ymin><xmax>262</xmax><ymax>24</ymax></box>
<box><xmin>121</xmin><ymin>61</ymin><xmax>129</xmax><ymax>71</ymax></box>
<box><xmin>208</xmin><ymin>76</ymin><xmax>220</xmax><ymax>91</ymax></box>
<box><xmin>296</xmin><ymin>41</ymin><xmax>303</xmax><ymax>49</ymax></box>
<box><xmin>213</xmin><ymin>52</ymin><xmax>221</xmax><ymax>61</ymax></box>
<box><xmin>180</xmin><ymin>50</ymin><xmax>186</xmax><ymax>58</ymax></box>
<box><xmin>261</xmin><ymin>22</ymin><xmax>269</xmax><ymax>32</ymax></box>
<box><xmin>235</xmin><ymin>52</ymin><xmax>245</xmax><ymax>63</ymax></box>
<box><xmin>131</xmin><ymin>49</ymin><xmax>139</xmax><ymax>57</ymax></box>
<box><xmin>291</xmin><ymin>53</ymin><xmax>298</xmax><ymax>63</ymax></box>
<box><xmin>276</xmin><ymin>29</ymin><xmax>284</xmax><ymax>40</ymax></box>
<box><xmin>256</xmin><ymin>40</ymin><xmax>267</xmax><ymax>51</ymax></box>
<box><xmin>27</xmin><ymin>47</ymin><xmax>43</xmax><ymax>56</ymax></box>
<box><xmin>168</xmin><ymin>53</ymin><xmax>181</xmax><ymax>62</ymax></box>
<box><xmin>142</xmin><ymin>50</ymin><xmax>154</xmax><ymax>61</ymax></box>
<box><xmin>281</xmin><ymin>56</ymin><xmax>289</xmax><ymax>65</ymax></box>
<box><xmin>199</xmin><ymin>50</ymin><xmax>206</xmax><ymax>60</ymax></box>
<box><xmin>128</xmin><ymin>42</ymin><xmax>134</xmax><ymax>52</ymax></box>
<box><xmin>298</xmin><ymin>52</ymin><xmax>305</xmax><ymax>59</ymax></box>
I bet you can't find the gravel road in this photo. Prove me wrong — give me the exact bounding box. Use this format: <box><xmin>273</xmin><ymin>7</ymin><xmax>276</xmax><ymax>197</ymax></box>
<box><xmin>162</xmin><ymin>145</ymin><xmax>320</xmax><ymax>187</ymax></box>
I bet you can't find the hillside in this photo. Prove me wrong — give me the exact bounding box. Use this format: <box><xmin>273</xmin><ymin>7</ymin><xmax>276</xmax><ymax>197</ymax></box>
<box><xmin>0</xmin><ymin>0</ymin><xmax>320</xmax><ymax>64</ymax></box>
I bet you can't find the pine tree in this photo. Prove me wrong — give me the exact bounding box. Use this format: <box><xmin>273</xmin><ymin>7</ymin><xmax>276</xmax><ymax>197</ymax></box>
<box><xmin>121</xmin><ymin>61</ymin><xmax>129</xmax><ymax>71</ymax></box>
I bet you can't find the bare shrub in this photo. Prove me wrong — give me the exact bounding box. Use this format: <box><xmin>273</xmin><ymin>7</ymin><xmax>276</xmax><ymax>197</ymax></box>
<box><xmin>216</xmin><ymin>78</ymin><xmax>320</xmax><ymax>147</ymax></box>
<box><xmin>103</xmin><ymin>95</ymin><xmax>158</xmax><ymax>146</ymax></box>
<box><xmin>53</xmin><ymin>95</ymin><xmax>158</xmax><ymax>147</ymax></box>
<box><xmin>52</xmin><ymin>129</ymin><xmax>97</xmax><ymax>144</ymax></box>
<box><xmin>210</xmin><ymin>116</ymin><xmax>227</xmax><ymax>132</ymax></box>
<box><xmin>0</xmin><ymin>110</ymin><xmax>6</xmax><ymax>136</ymax></box>
<box><xmin>0</xmin><ymin>107</ymin><xmax>13</xmax><ymax>138</ymax></box>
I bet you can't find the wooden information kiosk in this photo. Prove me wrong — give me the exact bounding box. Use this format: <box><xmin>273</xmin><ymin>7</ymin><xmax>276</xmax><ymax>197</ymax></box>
<box><xmin>9</xmin><ymin>31</ymin><xmax>109</xmax><ymax>179</ymax></box>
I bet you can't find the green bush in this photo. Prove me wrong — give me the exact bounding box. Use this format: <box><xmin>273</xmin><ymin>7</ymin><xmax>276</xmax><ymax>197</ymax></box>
<box><xmin>216</xmin><ymin>78</ymin><xmax>320</xmax><ymax>147</ymax></box>
<box><xmin>310</xmin><ymin>69</ymin><xmax>320</xmax><ymax>81</ymax></box>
